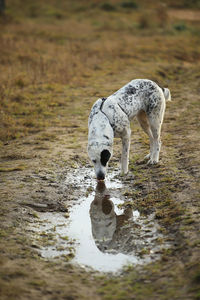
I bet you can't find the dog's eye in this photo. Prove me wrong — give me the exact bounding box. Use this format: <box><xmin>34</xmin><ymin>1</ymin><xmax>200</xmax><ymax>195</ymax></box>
<box><xmin>92</xmin><ymin>160</ymin><xmax>97</xmax><ymax>164</ymax></box>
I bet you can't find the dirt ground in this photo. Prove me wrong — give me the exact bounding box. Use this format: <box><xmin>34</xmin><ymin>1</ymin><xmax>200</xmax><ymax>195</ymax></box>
<box><xmin>0</xmin><ymin>1</ymin><xmax>200</xmax><ymax>299</ymax></box>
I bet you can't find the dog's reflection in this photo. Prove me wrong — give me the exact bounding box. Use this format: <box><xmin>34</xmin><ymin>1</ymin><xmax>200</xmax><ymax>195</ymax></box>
<box><xmin>89</xmin><ymin>181</ymin><xmax>132</xmax><ymax>253</ymax></box>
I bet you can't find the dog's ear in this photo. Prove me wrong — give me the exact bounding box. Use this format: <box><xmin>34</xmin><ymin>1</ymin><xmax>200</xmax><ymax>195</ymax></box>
<box><xmin>100</xmin><ymin>150</ymin><xmax>111</xmax><ymax>167</ymax></box>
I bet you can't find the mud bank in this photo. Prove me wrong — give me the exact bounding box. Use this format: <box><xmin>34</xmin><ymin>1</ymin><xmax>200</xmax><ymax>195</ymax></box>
<box><xmin>28</xmin><ymin>168</ymin><xmax>171</xmax><ymax>273</ymax></box>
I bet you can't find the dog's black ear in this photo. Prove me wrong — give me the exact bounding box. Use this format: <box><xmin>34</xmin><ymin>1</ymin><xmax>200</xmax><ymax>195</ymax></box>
<box><xmin>100</xmin><ymin>150</ymin><xmax>111</xmax><ymax>167</ymax></box>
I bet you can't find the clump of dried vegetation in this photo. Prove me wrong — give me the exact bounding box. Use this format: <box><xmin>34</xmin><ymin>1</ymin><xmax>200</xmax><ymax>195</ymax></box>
<box><xmin>0</xmin><ymin>0</ymin><xmax>200</xmax><ymax>142</ymax></box>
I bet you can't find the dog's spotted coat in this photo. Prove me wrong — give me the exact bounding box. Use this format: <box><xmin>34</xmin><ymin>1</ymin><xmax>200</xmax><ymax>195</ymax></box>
<box><xmin>88</xmin><ymin>79</ymin><xmax>171</xmax><ymax>180</ymax></box>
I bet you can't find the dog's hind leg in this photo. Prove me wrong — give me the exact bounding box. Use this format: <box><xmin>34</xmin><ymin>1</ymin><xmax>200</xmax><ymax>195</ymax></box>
<box><xmin>147</xmin><ymin>104</ymin><xmax>165</xmax><ymax>165</ymax></box>
<box><xmin>147</xmin><ymin>118</ymin><xmax>161</xmax><ymax>164</ymax></box>
<box><xmin>137</xmin><ymin>110</ymin><xmax>154</xmax><ymax>161</ymax></box>
<box><xmin>121</xmin><ymin>126</ymin><xmax>131</xmax><ymax>175</ymax></box>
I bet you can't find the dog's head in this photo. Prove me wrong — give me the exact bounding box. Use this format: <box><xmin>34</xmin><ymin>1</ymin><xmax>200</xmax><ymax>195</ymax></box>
<box><xmin>88</xmin><ymin>109</ymin><xmax>114</xmax><ymax>180</ymax></box>
<box><xmin>88</xmin><ymin>145</ymin><xmax>112</xmax><ymax>180</ymax></box>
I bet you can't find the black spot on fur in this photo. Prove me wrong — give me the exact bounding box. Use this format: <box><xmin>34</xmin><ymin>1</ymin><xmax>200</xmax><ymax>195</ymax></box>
<box><xmin>146</xmin><ymin>97</ymin><xmax>158</xmax><ymax>114</ymax></box>
<box><xmin>103</xmin><ymin>135</ymin><xmax>109</xmax><ymax>140</ymax></box>
<box><xmin>100</xmin><ymin>150</ymin><xmax>111</xmax><ymax>167</ymax></box>
<box><xmin>125</xmin><ymin>85</ymin><xmax>137</xmax><ymax>95</ymax></box>
<box><xmin>139</xmin><ymin>82</ymin><xmax>144</xmax><ymax>89</ymax></box>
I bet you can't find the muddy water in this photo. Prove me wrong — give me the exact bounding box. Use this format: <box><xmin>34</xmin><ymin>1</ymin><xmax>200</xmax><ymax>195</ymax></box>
<box><xmin>29</xmin><ymin>168</ymin><xmax>170</xmax><ymax>273</ymax></box>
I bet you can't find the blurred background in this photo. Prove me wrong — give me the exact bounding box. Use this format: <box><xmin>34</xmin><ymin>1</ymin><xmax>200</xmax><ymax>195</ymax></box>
<box><xmin>0</xmin><ymin>0</ymin><xmax>200</xmax><ymax>142</ymax></box>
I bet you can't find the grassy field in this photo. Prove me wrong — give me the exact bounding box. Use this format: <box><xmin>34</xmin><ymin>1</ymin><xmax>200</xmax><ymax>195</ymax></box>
<box><xmin>0</xmin><ymin>0</ymin><xmax>200</xmax><ymax>299</ymax></box>
<box><xmin>1</xmin><ymin>0</ymin><xmax>200</xmax><ymax>142</ymax></box>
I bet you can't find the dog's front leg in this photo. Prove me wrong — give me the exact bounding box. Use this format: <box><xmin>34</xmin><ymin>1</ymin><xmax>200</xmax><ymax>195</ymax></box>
<box><xmin>121</xmin><ymin>127</ymin><xmax>131</xmax><ymax>175</ymax></box>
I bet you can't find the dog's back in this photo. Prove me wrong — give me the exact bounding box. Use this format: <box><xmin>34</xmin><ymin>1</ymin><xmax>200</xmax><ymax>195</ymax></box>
<box><xmin>103</xmin><ymin>79</ymin><xmax>168</xmax><ymax>120</ymax></box>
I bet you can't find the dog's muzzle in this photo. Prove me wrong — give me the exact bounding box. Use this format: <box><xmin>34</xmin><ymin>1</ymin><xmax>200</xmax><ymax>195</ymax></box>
<box><xmin>97</xmin><ymin>171</ymin><xmax>105</xmax><ymax>181</ymax></box>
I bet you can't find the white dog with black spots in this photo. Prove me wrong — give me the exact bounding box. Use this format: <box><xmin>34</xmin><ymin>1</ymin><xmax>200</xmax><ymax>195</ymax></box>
<box><xmin>88</xmin><ymin>79</ymin><xmax>171</xmax><ymax>180</ymax></box>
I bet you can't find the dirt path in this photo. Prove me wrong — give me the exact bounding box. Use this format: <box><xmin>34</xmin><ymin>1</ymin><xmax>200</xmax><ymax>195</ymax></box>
<box><xmin>0</xmin><ymin>62</ymin><xmax>200</xmax><ymax>299</ymax></box>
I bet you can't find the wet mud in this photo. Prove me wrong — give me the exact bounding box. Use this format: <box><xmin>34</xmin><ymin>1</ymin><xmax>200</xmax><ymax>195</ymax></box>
<box><xmin>28</xmin><ymin>168</ymin><xmax>170</xmax><ymax>273</ymax></box>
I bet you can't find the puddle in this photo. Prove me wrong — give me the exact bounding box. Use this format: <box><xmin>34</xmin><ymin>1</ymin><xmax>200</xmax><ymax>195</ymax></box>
<box><xmin>28</xmin><ymin>168</ymin><xmax>170</xmax><ymax>273</ymax></box>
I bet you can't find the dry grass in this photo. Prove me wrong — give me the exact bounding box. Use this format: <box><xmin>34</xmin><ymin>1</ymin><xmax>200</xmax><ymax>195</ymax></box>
<box><xmin>0</xmin><ymin>2</ymin><xmax>200</xmax><ymax>299</ymax></box>
<box><xmin>0</xmin><ymin>0</ymin><xmax>200</xmax><ymax>142</ymax></box>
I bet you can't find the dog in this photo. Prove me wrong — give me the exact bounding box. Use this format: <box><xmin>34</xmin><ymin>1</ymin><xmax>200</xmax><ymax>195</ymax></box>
<box><xmin>88</xmin><ymin>79</ymin><xmax>171</xmax><ymax>180</ymax></box>
<box><xmin>90</xmin><ymin>181</ymin><xmax>133</xmax><ymax>252</ymax></box>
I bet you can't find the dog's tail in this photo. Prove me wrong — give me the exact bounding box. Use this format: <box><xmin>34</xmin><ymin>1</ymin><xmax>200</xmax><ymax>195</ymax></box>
<box><xmin>163</xmin><ymin>88</ymin><xmax>171</xmax><ymax>102</ymax></box>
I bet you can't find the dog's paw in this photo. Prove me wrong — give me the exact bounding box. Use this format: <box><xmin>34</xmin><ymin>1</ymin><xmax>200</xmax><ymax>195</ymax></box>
<box><xmin>147</xmin><ymin>158</ymin><xmax>158</xmax><ymax>165</ymax></box>
<box><xmin>144</xmin><ymin>153</ymin><xmax>150</xmax><ymax>160</ymax></box>
<box><xmin>120</xmin><ymin>170</ymin><xmax>128</xmax><ymax>177</ymax></box>
<box><xmin>136</xmin><ymin>154</ymin><xmax>150</xmax><ymax>165</ymax></box>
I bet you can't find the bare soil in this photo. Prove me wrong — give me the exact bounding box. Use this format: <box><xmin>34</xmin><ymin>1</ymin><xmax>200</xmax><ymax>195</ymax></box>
<box><xmin>0</xmin><ymin>2</ymin><xmax>200</xmax><ymax>299</ymax></box>
<box><xmin>1</xmin><ymin>63</ymin><xmax>200</xmax><ymax>299</ymax></box>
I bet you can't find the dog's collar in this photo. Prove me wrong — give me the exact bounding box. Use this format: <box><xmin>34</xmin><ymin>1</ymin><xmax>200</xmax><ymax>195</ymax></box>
<box><xmin>100</xmin><ymin>97</ymin><xmax>107</xmax><ymax>111</ymax></box>
<box><xmin>99</xmin><ymin>97</ymin><xmax>114</xmax><ymax>130</ymax></box>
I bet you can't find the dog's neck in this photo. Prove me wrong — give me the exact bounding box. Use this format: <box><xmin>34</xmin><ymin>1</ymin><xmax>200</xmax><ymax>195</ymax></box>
<box><xmin>99</xmin><ymin>97</ymin><xmax>115</xmax><ymax>132</ymax></box>
<box><xmin>88</xmin><ymin>111</ymin><xmax>114</xmax><ymax>149</ymax></box>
